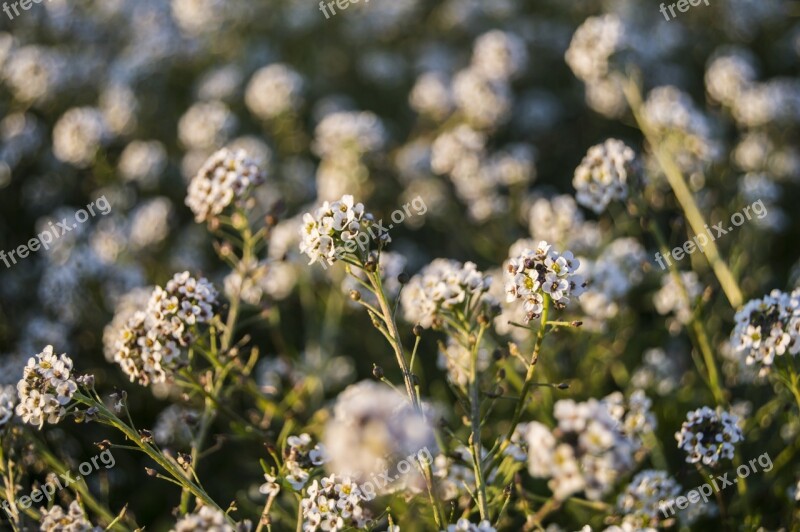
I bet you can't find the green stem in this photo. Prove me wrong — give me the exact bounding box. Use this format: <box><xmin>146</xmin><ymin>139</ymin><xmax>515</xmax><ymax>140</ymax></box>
<box><xmin>469</xmin><ymin>323</ymin><xmax>489</xmax><ymax>520</ymax></box>
<box><xmin>623</xmin><ymin>77</ymin><xmax>743</xmax><ymax>309</ymax></box>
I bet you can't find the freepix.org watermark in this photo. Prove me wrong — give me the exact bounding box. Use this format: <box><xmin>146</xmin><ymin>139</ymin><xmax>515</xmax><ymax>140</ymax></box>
<box><xmin>1</xmin><ymin>449</ymin><xmax>116</xmax><ymax>515</ymax></box>
<box><xmin>0</xmin><ymin>196</ymin><xmax>111</xmax><ymax>270</ymax></box>
<box><xmin>659</xmin><ymin>452</ymin><xmax>773</xmax><ymax>517</ymax></box>
<box><xmin>654</xmin><ymin>199</ymin><xmax>767</xmax><ymax>270</ymax></box>
<box><xmin>321</xmin><ymin>195</ymin><xmax>427</xmax><ymax>270</ymax></box>
<box><xmin>659</xmin><ymin>0</ymin><xmax>710</xmax><ymax>21</ymax></box>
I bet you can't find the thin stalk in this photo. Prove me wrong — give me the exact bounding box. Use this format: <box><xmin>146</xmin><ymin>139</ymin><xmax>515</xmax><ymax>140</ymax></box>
<box><xmin>469</xmin><ymin>323</ymin><xmax>489</xmax><ymax>520</ymax></box>
<box><xmin>623</xmin><ymin>77</ymin><xmax>743</xmax><ymax>309</ymax></box>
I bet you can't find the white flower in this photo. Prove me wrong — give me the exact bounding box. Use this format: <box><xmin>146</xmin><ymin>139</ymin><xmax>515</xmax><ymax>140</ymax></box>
<box><xmin>171</xmin><ymin>505</ymin><xmax>240</xmax><ymax>532</ymax></box>
<box><xmin>300</xmin><ymin>475</ymin><xmax>370</xmax><ymax>531</ymax></box>
<box><xmin>299</xmin><ymin>195</ymin><xmax>386</xmax><ymax>266</ymax></box>
<box><xmin>675</xmin><ymin>406</ymin><xmax>744</xmax><ymax>466</ymax></box>
<box><xmin>324</xmin><ymin>381</ymin><xmax>436</xmax><ymax>485</ymax></box>
<box><xmin>526</xmin><ymin>391</ymin><xmax>654</xmax><ymax>501</ymax></box>
<box><xmin>245</xmin><ymin>64</ymin><xmax>305</xmax><ymax>120</ymax></box>
<box><xmin>313</xmin><ymin>111</ymin><xmax>386</xmax><ymax>159</ymax></box>
<box><xmin>186</xmin><ymin>148</ymin><xmax>266</xmax><ymax>223</ymax></box>
<box><xmin>52</xmin><ymin>107</ymin><xmax>108</xmax><ymax>168</ymax></box>
<box><xmin>259</xmin><ymin>474</ymin><xmax>281</xmax><ymax>497</ymax></box>
<box><xmin>400</xmin><ymin>259</ymin><xmax>493</xmax><ymax>328</ymax></box>
<box><xmin>616</xmin><ymin>470</ymin><xmax>682</xmax><ymax>530</ymax></box>
<box><xmin>445</xmin><ymin>518</ymin><xmax>497</xmax><ymax>532</ymax></box>
<box><xmin>112</xmin><ymin>272</ymin><xmax>218</xmax><ymax>386</ymax></box>
<box><xmin>40</xmin><ymin>501</ymin><xmax>101</xmax><ymax>531</ymax></box>
<box><xmin>573</xmin><ymin>139</ymin><xmax>638</xmax><ymax>214</ymax></box>
<box><xmin>730</xmin><ymin>289</ymin><xmax>800</xmax><ymax>374</ymax></box>
<box><xmin>15</xmin><ymin>346</ymin><xmax>79</xmax><ymax>429</ymax></box>
<box><xmin>504</xmin><ymin>240</ymin><xmax>585</xmax><ymax>322</ymax></box>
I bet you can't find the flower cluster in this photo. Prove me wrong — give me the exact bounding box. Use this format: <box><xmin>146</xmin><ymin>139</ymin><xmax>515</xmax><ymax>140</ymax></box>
<box><xmin>185</xmin><ymin>148</ymin><xmax>266</xmax><ymax>223</ymax></box>
<box><xmin>400</xmin><ymin>259</ymin><xmax>493</xmax><ymax>329</ymax></box>
<box><xmin>39</xmin><ymin>501</ymin><xmax>101</xmax><ymax>531</ymax></box>
<box><xmin>15</xmin><ymin>346</ymin><xmax>78</xmax><ymax>429</ymax></box>
<box><xmin>615</xmin><ymin>470</ymin><xmax>681</xmax><ymax>530</ymax></box>
<box><xmin>526</xmin><ymin>391</ymin><xmax>654</xmax><ymax>501</ymax></box>
<box><xmin>284</xmin><ymin>433</ymin><xmax>327</xmax><ymax>490</ymax></box>
<box><xmin>504</xmin><ymin>240</ymin><xmax>585</xmax><ymax>322</ymax></box>
<box><xmin>572</xmin><ymin>138</ymin><xmax>638</xmax><ymax>214</ymax></box>
<box><xmin>675</xmin><ymin>406</ymin><xmax>743</xmax><ymax>466</ymax></box>
<box><xmin>300</xmin><ymin>475</ymin><xmax>371</xmax><ymax>532</ymax></box>
<box><xmin>299</xmin><ymin>195</ymin><xmax>386</xmax><ymax>266</ymax></box>
<box><xmin>172</xmin><ymin>506</ymin><xmax>245</xmax><ymax>532</ymax></box>
<box><xmin>324</xmin><ymin>381</ymin><xmax>435</xmax><ymax>484</ymax></box>
<box><xmin>730</xmin><ymin>289</ymin><xmax>800</xmax><ymax>375</ymax></box>
<box><xmin>112</xmin><ymin>272</ymin><xmax>219</xmax><ymax>386</ymax></box>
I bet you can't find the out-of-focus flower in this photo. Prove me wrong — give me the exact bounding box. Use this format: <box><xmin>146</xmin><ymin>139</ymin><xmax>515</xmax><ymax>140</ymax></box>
<box><xmin>471</xmin><ymin>30</ymin><xmax>527</xmax><ymax>81</ymax></box>
<box><xmin>705</xmin><ymin>48</ymin><xmax>758</xmax><ymax>108</ymax></box>
<box><xmin>616</xmin><ymin>470</ymin><xmax>681</xmax><ymax>530</ymax></box>
<box><xmin>526</xmin><ymin>391</ymin><xmax>654</xmax><ymax>501</ymax></box>
<box><xmin>186</xmin><ymin>148</ymin><xmax>266</xmax><ymax>223</ymax></box>
<box><xmin>445</xmin><ymin>518</ymin><xmax>497</xmax><ymax>532</ymax></box>
<box><xmin>52</xmin><ymin>107</ymin><xmax>109</xmax><ymax>168</ymax></box>
<box><xmin>437</xmin><ymin>339</ymin><xmax>490</xmax><ymax>388</ymax></box>
<box><xmin>675</xmin><ymin>406</ymin><xmax>743</xmax><ymax>466</ymax></box>
<box><xmin>171</xmin><ymin>505</ymin><xmax>240</xmax><ymax>532</ymax></box>
<box><xmin>178</xmin><ymin>100</ymin><xmax>237</xmax><ymax>151</ymax></box>
<box><xmin>401</xmin><ymin>259</ymin><xmax>493</xmax><ymax>329</ymax></box>
<box><xmin>653</xmin><ymin>271</ymin><xmax>701</xmax><ymax>326</ymax></box>
<box><xmin>643</xmin><ymin>86</ymin><xmax>721</xmax><ymax>172</ymax></box>
<box><xmin>313</xmin><ymin>111</ymin><xmax>386</xmax><ymax>159</ymax></box>
<box><xmin>15</xmin><ymin>346</ymin><xmax>78</xmax><ymax>429</ymax></box>
<box><xmin>154</xmin><ymin>405</ymin><xmax>198</xmax><ymax>447</ymax></box>
<box><xmin>573</xmin><ymin>139</ymin><xmax>638</xmax><ymax>214</ymax></box>
<box><xmin>40</xmin><ymin>501</ymin><xmax>101</xmax><ymax>531</ymax></box>
<box><xmin>0</xmin><ymin>384</ymin><xmax>17</xmax><ymax>427</ymax></box>
<box><xmin>565</xmin><ymin>14</ymin><xmax>625</xmax><ymax>83</ymax></box>
<box><xmin>323</xmin><ymin>381</ymin><xmax>436</xmax><ymax>484</ymax></box>
<box><xmin>452</xmin><ymin>67</ymin><xmax>512</xmax><ymax>129</ymax></box>
<box><xmin>409</xmin><ymin>72</ymin><xmax>453</xmax><ymax>120</ymax></box>
<box><xmin>245</xmin><ymin>64</ymin><xmax>305</xmax><ymax>120</ymax></box>
<box><xmin>118</xmin><ymin>140</ymin><xmax>168</xmax><ymax>189</ymax></box>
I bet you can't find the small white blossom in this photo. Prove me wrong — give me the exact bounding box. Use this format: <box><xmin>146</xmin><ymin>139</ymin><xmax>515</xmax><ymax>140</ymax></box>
<box><xmin>573</xmin><ymin>139</ymin><xmax>638</xmax><ymax>214</ymax></box>
<box><xmin>401</xmin><ymin>259</ymin><xmax>493</xmax><ymax>329</ymax></box>
<box><xmin>186</xmin><ymin>148</ymin><xmax>266</xmax><ymax>224</ymax></box>
<box><xmin>504</xmin><ymin>240</ymin><xmax>585</xmax><ymax>322</ymax></box>
<box><xmin>16</xmin><ymin>346</ymin><xmax>78</xmax><ymax>429</ymax></box>
<box><xmin>675</xmin><ymin>406</ymin><xmax>744</xmax><ymax>466</ymax></box>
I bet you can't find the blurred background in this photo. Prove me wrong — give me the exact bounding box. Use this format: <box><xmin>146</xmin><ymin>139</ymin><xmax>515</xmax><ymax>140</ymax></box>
<box><xmin>1</xmin><ymin>0</ymin><xmax>799</xmax><ymax>529</ymax></box>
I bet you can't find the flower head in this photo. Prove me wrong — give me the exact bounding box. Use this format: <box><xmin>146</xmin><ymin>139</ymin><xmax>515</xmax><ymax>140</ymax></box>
<box><xmin>573</xmin><ymin>139</ymin><xmax>638</xmax><ymax>214</ymax></box>
<box><xmin>299</xmin><ymin>195</ymin><xmax>387</xmax><ymax>266</ymax></box>
<box><xmin>504</xmin><ymin>240</ymin><xmax>585</xmax><ymax>322</ymax></box>
<box><xmin>15</xmin><ymin>346</ymin><xmax>78</xmax><ymax>429</ymax></box>
<box><xmin>675</xmin><ymin>406</ymin><xmax>743</xmax><ymax>466</ymax></box>
<box><xmin>40</xmin><ymin>501</ymin><xmax>101</xmax><ymax>531</ymax></box>
<box><xmin>112</xmin><ymin>272</ymin><xmax>218</xmax><ymax>386</ymax></box>
<box><xmin>731</xmin><ymin>289</ymin><xmax>800</xmax><ymax>375</ymax></box>
<box><xmin>186</xmin><ymin>148</ymin><xmax>265</xmax><ymax>223</ymax></box>
<box><xmin>400</xmin><ymin>259</ymin><xmax>493</xmax><ymax>329</ymax></box>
